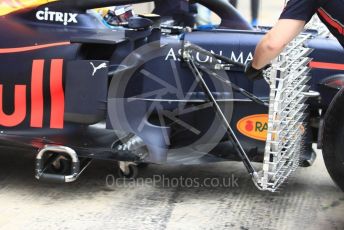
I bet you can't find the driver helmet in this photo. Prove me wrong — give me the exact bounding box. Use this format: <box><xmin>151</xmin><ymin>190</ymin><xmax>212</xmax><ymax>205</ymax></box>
<box><xmin>103</xmin><ymin>5</ymin><xmax>134</xmax><ymax>26</ymax></box>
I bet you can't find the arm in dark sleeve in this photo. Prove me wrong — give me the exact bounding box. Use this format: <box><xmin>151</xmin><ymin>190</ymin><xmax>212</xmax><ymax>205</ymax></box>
<box><xmin>279</xmin><ymin>0</ymin><xmax>320</xmax><ymax>23</ymax></box>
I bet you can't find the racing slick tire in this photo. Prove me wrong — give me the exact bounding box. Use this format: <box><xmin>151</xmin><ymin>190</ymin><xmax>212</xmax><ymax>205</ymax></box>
<box><xmin>323</xmin><ymin>87</ymin><xmax>344</xmax><ymax>192</ymax></box>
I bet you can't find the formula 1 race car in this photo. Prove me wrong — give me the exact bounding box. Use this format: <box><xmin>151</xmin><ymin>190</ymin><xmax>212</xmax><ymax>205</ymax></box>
<box><xmin>0</xmin><ymin>0</ymin><xmax>344</xmax><ymax>192</ymax></box>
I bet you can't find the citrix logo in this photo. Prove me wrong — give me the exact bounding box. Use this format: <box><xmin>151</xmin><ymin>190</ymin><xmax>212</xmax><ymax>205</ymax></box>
<box><xmin>36</xmin><ymin>7</ymin><xmax>78</xmax><ymax>25</ymax></box>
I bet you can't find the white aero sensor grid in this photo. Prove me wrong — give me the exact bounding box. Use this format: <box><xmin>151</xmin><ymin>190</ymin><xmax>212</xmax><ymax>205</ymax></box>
<box><xmin>258</xmin><ymin>34</ymin><xmax>312</xmax><ymax>191</ymax></box>
<box><xmin>183</xmin><ymin>33</ymin><xmax>312</xmax><ymax>192</ymax></box>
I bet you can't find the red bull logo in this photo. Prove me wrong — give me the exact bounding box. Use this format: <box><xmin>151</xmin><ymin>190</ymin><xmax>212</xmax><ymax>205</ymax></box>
<box><xmin>0</xmin><ymin>59</ymin><xmax>65</xmax><ymax>128</ymax></box>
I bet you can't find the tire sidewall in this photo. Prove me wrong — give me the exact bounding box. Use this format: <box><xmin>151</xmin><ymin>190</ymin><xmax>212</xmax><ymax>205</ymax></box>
<box><xmin>322</xmin><ymin>87</ymin><xmax>344</xmax><ymax>191</ymax></box>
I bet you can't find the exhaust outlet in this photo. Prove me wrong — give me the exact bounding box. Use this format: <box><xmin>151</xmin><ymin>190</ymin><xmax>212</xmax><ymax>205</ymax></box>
<box><xmin>35</xmin><ymin>145</ymin><xmax>80</xmax><ymax>183</ymax></box>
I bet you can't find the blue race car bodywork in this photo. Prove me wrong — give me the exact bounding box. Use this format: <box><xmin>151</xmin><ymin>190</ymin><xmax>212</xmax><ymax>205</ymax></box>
<box><xmin>0</xmin><ymin>0</ymin><xmax>343</xmax><ymax>183</ymax></box>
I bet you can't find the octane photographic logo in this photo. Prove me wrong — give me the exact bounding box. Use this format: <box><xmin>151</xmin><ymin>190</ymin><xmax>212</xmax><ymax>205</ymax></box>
<box><xmin>36</xmin><ymin>8</ymin><xmax>78</xmax><ymax>25</ymax></box>
<box><xmin>108</xmin><ymin>41</ymin><xmax>234</xmax><ymax>160</ymax></box>
<box><xmin>106</xmin><ymin>174</ymin><xmax>239</xmax><ymax>189</ymax></box>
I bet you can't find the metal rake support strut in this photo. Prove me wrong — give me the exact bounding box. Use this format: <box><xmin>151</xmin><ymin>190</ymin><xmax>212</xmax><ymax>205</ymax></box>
<box><xmin>194</xmin><ymin>61</ymin><xmax>269</xmax><ymax>107</ymax></box>
<box><xmin>182</xmin><ymin>36</ymin><xmax>312</xmax><ymax>192</ymax></box>
<box><xmin>182</xmin><ymin>46</ymin><xmax>260</xmax><ymax>183</ymax></box>
<box><xmin>182</xmin><ymin>42</ymin><xmax>269</xmax><ymax>107</ymax></box>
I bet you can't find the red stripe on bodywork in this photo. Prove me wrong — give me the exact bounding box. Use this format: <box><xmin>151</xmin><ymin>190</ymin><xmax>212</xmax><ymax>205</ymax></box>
<box><xmin>309</xmin><ymin>61</ymin><xmax>344</xmax><ymax>71</ymax></box>
<box><xmin>0</xmin><ymin>85</ymin><xmax>26</xmax><ymax>127</ymax></box>
<box><xmin>50</xmin><ymin>59</ymin><xmax>64</xmax><ymax>129</ymax></box>
<box><xmin>30</xmin><ymin>60</ymin><xmax>44</xmax><ymax>128</ymax></box>
<box><xmin>0</xmin><ymin>42</ymin><xmax>70</xmax><ymax>54</ymax></box>
<box><xmin>317</xmin><ymin>8</ymin><xmax>344</xmax><ymax>35</ymax></box>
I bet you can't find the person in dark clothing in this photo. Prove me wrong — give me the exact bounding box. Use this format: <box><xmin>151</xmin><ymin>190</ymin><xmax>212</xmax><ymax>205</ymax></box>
<box><xmin>153</xmin><ymin>0</ymin><xmax>197</xmax><ymax>27</ymax></box>
<box><xmin>229</xmin><ymin>0</ymin><xmax>260</xmax><ymax>26</ymax></box>
<box><xmin>245</xmin><ymin>0</ymin><xmax>344</xmax><ymax>80</ymax></box>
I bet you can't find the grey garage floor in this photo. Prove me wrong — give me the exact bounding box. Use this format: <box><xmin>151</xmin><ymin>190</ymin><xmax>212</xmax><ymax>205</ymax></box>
<box><xmin>0</xmin><ymin>148</ymin><xmax>342</xmax><ymax>230</ymax></box>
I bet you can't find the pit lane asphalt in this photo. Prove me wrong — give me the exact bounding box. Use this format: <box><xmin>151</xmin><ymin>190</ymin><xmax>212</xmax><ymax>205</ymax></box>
<box><xmin>0</xmin><ymin>147</ymin><xmax>342</xmax><ymax>230</ymax></box>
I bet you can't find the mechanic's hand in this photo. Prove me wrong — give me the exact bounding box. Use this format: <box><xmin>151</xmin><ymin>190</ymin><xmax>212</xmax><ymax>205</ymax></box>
<box><xmin>244</xmin><ymin>61</ymin><xmax>264</xmax><ymax>81</ymax></box>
